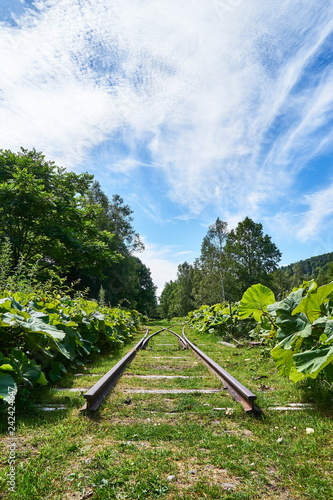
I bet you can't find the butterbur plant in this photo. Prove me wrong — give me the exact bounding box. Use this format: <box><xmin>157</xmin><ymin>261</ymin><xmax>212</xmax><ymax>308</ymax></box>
<box><xmin>0</xmin><ymin>293</ymin><xmax>143</xmax><ymax>403</ymax></box>
<box><xmin>188</xmin><ymin>281</ymin><xmax>333</xmax><ymax>384</ymax></box>
<box><xmin>239</xmin><ymin>281</ymin><xmax>333</xmax><ymax>383</ymax></box>
<box><xmin>187</xmin><ymin>302</ymin><xmax>252</xmax><ymax>339</ymax></box>
<box><xmin>0</xmin><ymin>349</ymin><xmax>47</xmax><ymax>402</ymax></box>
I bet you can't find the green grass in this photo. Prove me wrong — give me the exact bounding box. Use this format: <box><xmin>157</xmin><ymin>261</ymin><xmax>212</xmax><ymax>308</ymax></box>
<box><xmin>1</xmin><ymin>325</ymin><xmax>333</xmax><ymax>499</ymax></box>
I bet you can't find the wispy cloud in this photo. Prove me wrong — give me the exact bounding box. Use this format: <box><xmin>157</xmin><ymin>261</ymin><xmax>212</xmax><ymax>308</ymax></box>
<box><xmin>174</xmin><ymin>250</ymin><xmax>194</xmax><ymax>257</ymax></box>
<box><xmin>134</xmin><ymin>239</ymin><xmax>180</xmax><ymax>296</ymax></box>
<box><xmin>170</xmin><ymin>215</ymin><xmax>195</xmax><ymax>222</ymax></box>
<box><xmin>297</xmin><ymin>182</ymin><xmax>333</xmax><ymax>242</ymax></box>
<box><xmin>1</xmin><ymin>0</ymin><xmax>333</xmax><ymax>245</ymax></box>
<box><xmin>128</xmin><ymin>193</ymin><xmax>166</xmax><ymax>225</ymax></box>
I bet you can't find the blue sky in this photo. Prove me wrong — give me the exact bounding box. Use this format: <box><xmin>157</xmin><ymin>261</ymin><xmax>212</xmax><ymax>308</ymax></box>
<box><xmin>1</xmin><ymin>0</ymin><xmax>333</xmax><ymax>295</ymax></box>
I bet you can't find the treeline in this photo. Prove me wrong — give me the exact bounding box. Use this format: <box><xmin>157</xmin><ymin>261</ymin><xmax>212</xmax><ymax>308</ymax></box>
<box><xmin>273</xmin><ymin>252</ymin><xmax>333</xmax><ymax>289</ymax></box>
<box><xmin>159</xmin><ymin>217</ymin><xmax>282</xmax><ymax>318</ymax></box>
<box><xmin>0</xmin><ymin>148</ymin><xmax>157</xmax><ymax>316</ymax></box>
<box><xmin>160</xmin><ymin>216</ymin><xmax>333</xmax><ymax>319</ymax></box>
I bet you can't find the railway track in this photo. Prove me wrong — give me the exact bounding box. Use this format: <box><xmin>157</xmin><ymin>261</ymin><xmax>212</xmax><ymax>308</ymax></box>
<box><xmin>82</xmin><ymin>327</ymin><xmax>261</xmax><ymax>416</ymax></box>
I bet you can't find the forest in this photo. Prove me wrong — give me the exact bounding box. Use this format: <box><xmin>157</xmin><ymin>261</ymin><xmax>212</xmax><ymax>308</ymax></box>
<box><xmin>159</xmin><ymin>218</ymin><xmax>333</xmax><ymax>319</ymax></box>
<box><xmin>0</xmin><ymin>148</ymin><xmax>157</xmax><ymax>316</ymax></box>
<box><xmin>0</xmin><ymin>148</ymin><xmax>159</xmax><ymax>401</ymax></box>
<box><xmin>1</xmin><ymin>148</ymin><xmax>333</xmax><ymax>401</ymax></box>
<box><xmin>2</xmin><ymin>147</ymin><xmax>333</xmax><ymax>322</ymax></box>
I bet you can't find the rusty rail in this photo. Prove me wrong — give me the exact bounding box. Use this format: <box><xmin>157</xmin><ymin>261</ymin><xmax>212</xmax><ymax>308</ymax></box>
<box><xmin>81</xmin><ymin>326</ymin><xmax>260</xmax><ymax>415</ymax></box>
<box><xmin>181</xmin><ymin>327</ymin><xmax>261</xmax><ymax>415</ymax></box>
<box><xmin>81</xmin><ymin>329</ymin><xmax>148</xmax><ymax>411</ymax></box>
<box><xmin>142</xmin><ymin>327</ymin><xmax>187</xmax><ymax>350</ymax></box>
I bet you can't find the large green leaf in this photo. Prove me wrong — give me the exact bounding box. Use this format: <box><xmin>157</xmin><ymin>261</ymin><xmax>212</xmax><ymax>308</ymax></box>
<box><xmin>275</xmin><ymin>312</ymin><xmax>309</xmax><ymax>339</ymax></box>
<box><xmin>0</xmin><ymin>298</ymin><xmax>13</xmax><ymax>313</ymax></box>
<box><xmin>293</xmin><ymin>345</ymin><xmax>333</xmax><ymax>378</ymax></box>
<box><xmin>292</xmin><ymin>282</ymin><xmax>333</xmax><ymax>323</ymax></box>
<box><xmin>239</xmin><ymin>284</ymin><xmax>275</xmax><ymax>322</ymax></box>
<box><xmin>21</xmin><ymin>363</ymin><xmax>46</xmax><ymax>385</ymax></box>
<box><xmin>0</xmin><ymin>364</ymin><xmax>15</xmax><ymax>372</ymax></box>
<box><xmin>267</xmin><ymin>288</ymin><xmax>304</xmax><ymax>315</ymax></box>
<box><xmin>1</xmin><ymin>312</ymin><xmax>66</xmax><ymax>340</ymax></box>
<box><xmin>271</xmin><ymin>334</ymin><xmax>306</xmax><ymax>382</ymax></box>
<box><xmin>271</xmin><ymin>335</ymin><xmax>297</xmax><ymax>377</ymax></box>
<box><xmin>21</xmin><ymin>318</ymin><xmax>66</xmax><ymax>339</ymax></box>
<box><xmin>60</xmin><ymin>327</ymin><xmax>82</xmax><ymax>360</ymax></box>
<box><xmin>270</xmin><ymin>289</ymin><xmax>309</xmax><ymax>339</ymax></box>
<box><xmin>93</xmin><ymin>311</ymin><xmax>105</xmax><ymax>321</ymax></box>
<box><xmin>9</xmin><ymin>349</ymin><xmax>47</xmax><ymax>386</ymax></box>
<box><xmin>48</xmin><ymin>361</ymin><xmax>67</xmax><ymax>382</ymax></box>
<box><xmin>0</xmin><ymin>373</ymin><xmax>17</xmax><ymax>402</ymax></box>
<box><xmin>323</xmin><ymin>320</ymin><xmax>333</xmax><ymax>343</ymax></box>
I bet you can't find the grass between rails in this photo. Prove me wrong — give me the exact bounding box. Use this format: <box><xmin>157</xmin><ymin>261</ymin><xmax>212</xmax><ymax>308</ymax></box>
<box><xmin>0</xmin><ymin>324</ymin><xmax>332</xmax><ymax>499</ymax></box>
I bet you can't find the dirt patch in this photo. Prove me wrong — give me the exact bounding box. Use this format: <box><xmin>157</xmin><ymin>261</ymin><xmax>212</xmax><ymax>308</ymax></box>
<box><xmin>174</xmin><ymin>457</ymin><xmax>239</xmax><ymax>490</ymax></box>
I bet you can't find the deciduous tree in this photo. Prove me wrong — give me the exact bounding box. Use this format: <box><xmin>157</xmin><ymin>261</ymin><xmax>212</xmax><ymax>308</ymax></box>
<box><xmin>225</xmin><ymin>217</ymin><xmax>281</xmax><ymax>296</ymax></box>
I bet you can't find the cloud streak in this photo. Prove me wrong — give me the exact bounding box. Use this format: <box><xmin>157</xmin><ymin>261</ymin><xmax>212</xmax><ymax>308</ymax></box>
<box><xmin>0</xmin><ymin>0</ymin><xmax>333</xmax><ymax>244</ymax></box>
<box><xmin>297</xmin><ymin>182</ymin><xmax>333</xmax><ymax>242</ymax></box>
<box><xmin>134</xmin><ymin>239</ymin><xmax>181</xmax><ymax>296</ymax></box>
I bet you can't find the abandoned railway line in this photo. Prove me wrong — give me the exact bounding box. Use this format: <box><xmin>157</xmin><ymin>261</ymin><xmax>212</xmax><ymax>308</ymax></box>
<box><xmin>2</xmin><ymin>324</ymin><xmax>332</xmax><ymax>500</ymax></box>
<box><xmin>82</xmin><ymin>326</ymin><xmax>261</xmax><ymax>416</ymax></box>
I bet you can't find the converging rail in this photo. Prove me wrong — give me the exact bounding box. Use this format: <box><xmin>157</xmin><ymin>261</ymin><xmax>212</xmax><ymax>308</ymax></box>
<box><xmin>142</xmin><ymin>327</ymin><xmax>188</xmax><ymax>350</ymax></box>
<box><xmin>82</xmin><ymin>326</ymin><xmax>261</xmax><ymax>415</ymax></box>
<box><xmin>181</xmin><ymin>327</ymin><xmax>261</xmax><ymax>415</ymax></box>
<box><xmin>81</xmin><ymin>329</ymin><xmax>149</xmax><ymax>411</ymax></box>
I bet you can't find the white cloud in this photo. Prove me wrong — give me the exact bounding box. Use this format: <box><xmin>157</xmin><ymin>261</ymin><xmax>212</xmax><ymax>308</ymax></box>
<box><xmin>174</xmin><ymin>250</ymin><xmax>194</xmax><ymax>257</ymax></box>
<box><xmin>297</xmin><ymin>182</ymin><xmax>333</xmax><ymax>242</ymax></box>
<box><xmin>170</xmin><ymin>215</ymin><xmax>195</xmax><ymax>222</ymax></box>
<box><xmin>128</xmin><ymin>193</ymin><xmax>166</xmax><ymax>225</ymax></box>
<box><xmin>134</xmin><ymin>239</ymin><xmax>180</xmax><ymax>297</ymax></box>
<box><xmin>1</xmin><ymin>0</ymin><xmax>333</xmax><ymax>240</ymax></box>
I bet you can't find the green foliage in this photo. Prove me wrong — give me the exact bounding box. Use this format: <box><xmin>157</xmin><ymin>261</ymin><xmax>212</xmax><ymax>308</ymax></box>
<box><xmin>240</xmin><ymin>281</ymin><xmax>333</xmax><ymax>382</ymax></box>
<box><xmin>0</xmin><ymin>149</ymin><xmax>156</xmax><ymax>403</ymax></box>
<box><xmin>158</xmin><ymin>281</ymin><xmax>179</xmax><ymax>319</ymax></box>
<box><xmin>160</xmin><ymin>216</ymin><xmax>282</xmax><ymax>315</ymax></box>
<box><xmin>159</xmin><ymin>263</ymin><xmax>195</xmax><ymax>319</ymax></box>
<box><xmin>188</xmin><ymin>280</ymin><xmax>333</xmax><ymax>384</ymax></box>
<box><xmin>98</xmin><ymin>285</ymin><xmax>107</xmax><ymax>307</ymax></box>
<box><xmin>0</xmin><ymin>291</ymin><xmax>143</xmax><ymax>402</ymax></box>
<box><xmin>0</xmin><ymin>148</ymin><xmax>118</xmax><ymax>274</ymax></box>
<box><xmin>187</xmin><ymin>302</ymin><xmax>252</xmax><ymax>339</ymax></box>
<box><xmin>292</xmin><ymin>281</ymin><xmax>333</xmax><ymax>322</ymax></box>
<box><xmin>225</xmin><ymin>217</ymin><xmax>281</xmax><ymax>296</ymax></box>
<box><xmin>195</xmin><ymin>218</ymin><xmax>229</xmax><ymax>304</ymax></box>
<box><xmin>0</xmin><ymin>372</ymin><xmax>17</xmax><ymax>402</ymax></box>
<box><xmin>0</xmin><ymin>237</ymin><xmax>53</xmax><ymax>294</ymax></box>
<box><xmin>0</xmin><ymin>149</ymin><xmax>157</xmax><ymax>314</ymax></box>
<box><xmin>270</xmin><ymin>252</ymin><xmax>333</xmax><ymax>298</ymax></box>
<box><xmin>238</xmin><ymin>283</ymin><xmax>276</xmax><ymax>321</ymax></box>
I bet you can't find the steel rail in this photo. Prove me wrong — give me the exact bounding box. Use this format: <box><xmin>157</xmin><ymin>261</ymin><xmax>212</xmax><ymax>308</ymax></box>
<box><xmin>164</xmin><ymin>328</ymin><xmax>188</xmax><ymax>349</ymax></box>
<box><xmin>181</xmin><ymin>327</ymin><xmax>261</xmax><ymax>415</ymax></box>
<box><xmin>142</xmin><ymin>327</ymin><xmax>187</xmax><ymax>350</ymax></box>
<box><xmin>81</xmin><ymin>326</ymin><xmax>260</xmax><ymax>415</ymax></box>
<box><xmin>140</xmin><ymin>327</ymin><xmax>166</xmax><ymax>349</ymax></box>
<box><xmin>81</xmin><ymin>329</ymin><xmax>148</xmax><ymax>411</ymax></box>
